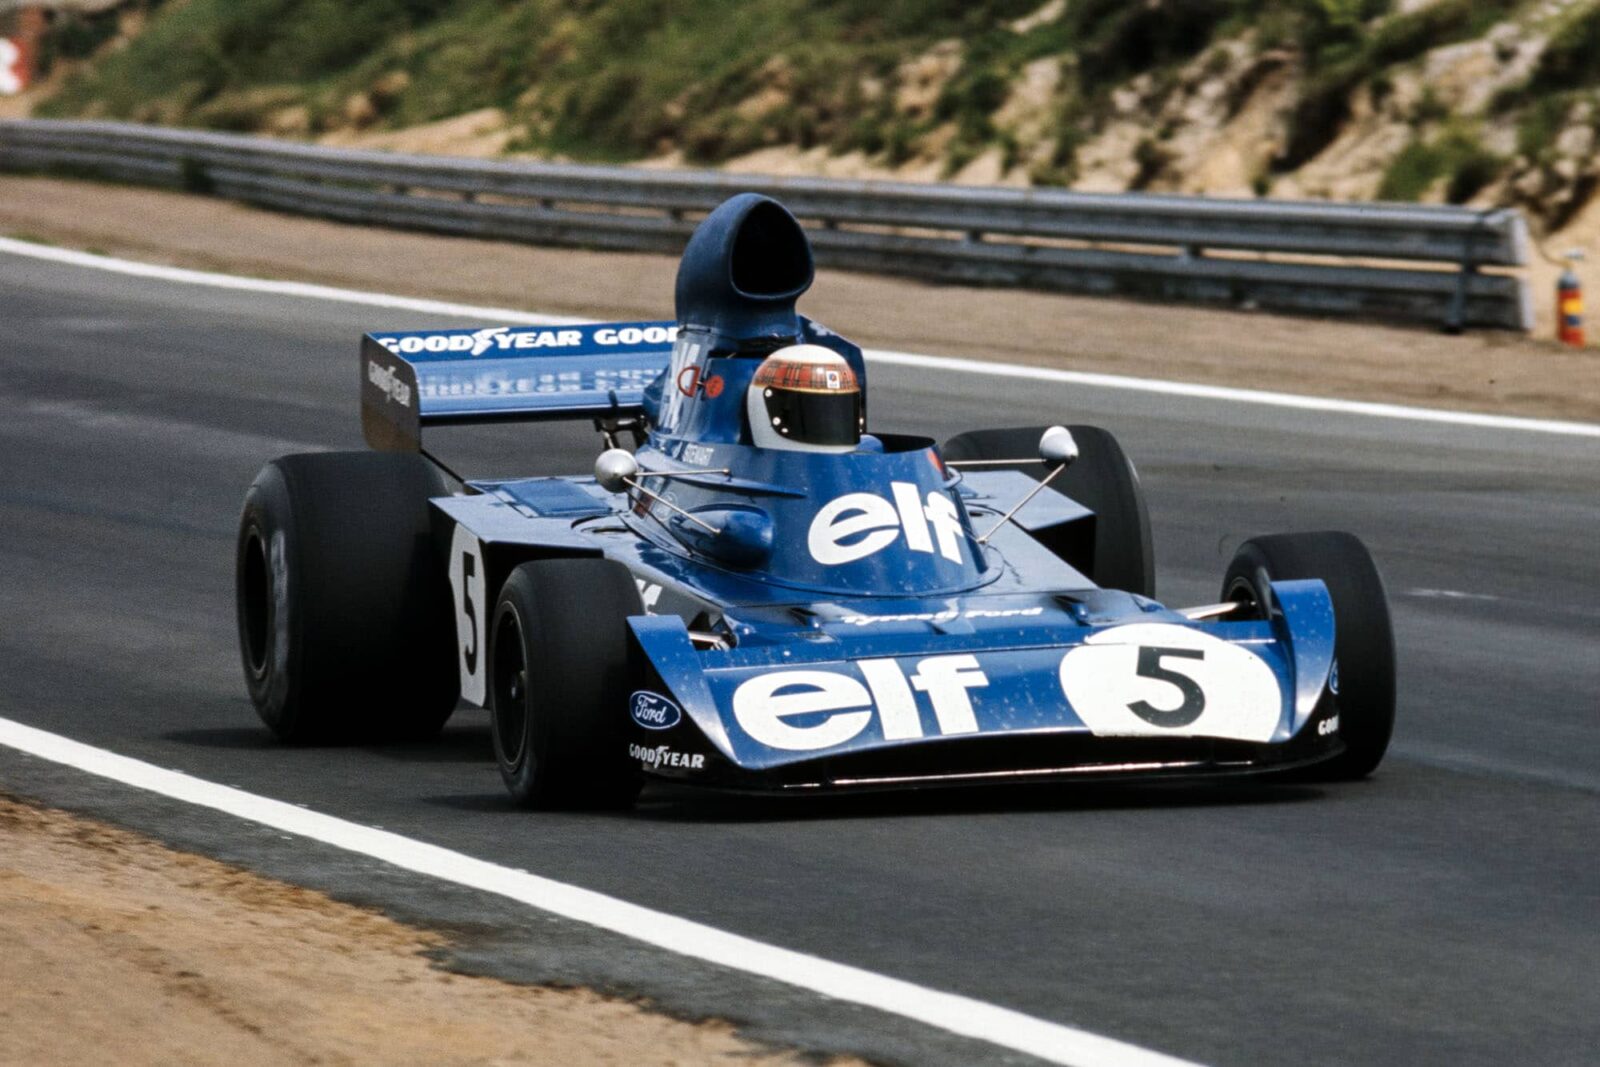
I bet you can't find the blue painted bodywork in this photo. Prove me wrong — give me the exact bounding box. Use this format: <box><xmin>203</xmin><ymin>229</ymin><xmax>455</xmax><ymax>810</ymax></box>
<box><xmin>361</xmin><ymin>193</ymin><xmax>1344</xmax><ymax>791</ymax></box>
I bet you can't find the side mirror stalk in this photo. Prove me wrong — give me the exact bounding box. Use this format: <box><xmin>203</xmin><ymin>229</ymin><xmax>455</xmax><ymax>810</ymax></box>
<box><xmin>975</xmin><ymin>426</ymin><xmax>1078</xmax><ymax>544</ymax></box>
<box><xmin>595</xmin><ymin>448</ymin><xmax>723</xmax><ymax>536</ymax></box>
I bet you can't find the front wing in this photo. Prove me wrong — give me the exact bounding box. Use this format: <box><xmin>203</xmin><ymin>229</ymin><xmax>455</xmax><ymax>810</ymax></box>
<box><xmin>623</xmin><ymin>580</ymin><xmax>1343</xmax><ymax>791</ymax></box>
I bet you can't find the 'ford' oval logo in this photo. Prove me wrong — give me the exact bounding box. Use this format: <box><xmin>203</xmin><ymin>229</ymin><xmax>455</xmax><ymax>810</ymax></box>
<box><xmin>630</xmin><ymin>691</ymin><xmax>682</xmax><ymax>730</ymax></box>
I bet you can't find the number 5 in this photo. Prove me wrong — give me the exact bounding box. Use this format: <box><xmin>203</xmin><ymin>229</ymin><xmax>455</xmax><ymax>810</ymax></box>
<box><xmin>461</xmin><ymin>552</ymin><xmax>478</xmax><ymax>674</ymax></box>
<box><xmin>447</xmin><ymin>525</ymin><xmax>487</xmax><ymax>705</ymax></box>
<box><xmin>1128</xmin><ymin>647</ymin><xmax>1206</xmax><ymax>727</ymax></box>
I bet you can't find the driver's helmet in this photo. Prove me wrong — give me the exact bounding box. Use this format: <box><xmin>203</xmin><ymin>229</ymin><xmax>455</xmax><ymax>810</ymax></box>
<box><xmin>745</xmin><ymin>344</ymin><xmax>862</xmax><ymax>452</ymax></box>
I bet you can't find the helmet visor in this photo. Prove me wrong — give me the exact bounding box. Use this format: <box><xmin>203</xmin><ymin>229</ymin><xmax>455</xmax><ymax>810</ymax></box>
<box><xmin>761</xmin><ymin>387</ymin><xmax>861</xmax><ymax>447</ymax></box>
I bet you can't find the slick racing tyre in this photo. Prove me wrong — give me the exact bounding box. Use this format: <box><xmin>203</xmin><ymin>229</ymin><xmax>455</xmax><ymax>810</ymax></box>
<box><xmin>1223</xmin><ymin>531</ymin><xmax>1396</xmax><ymax>780</ymax></box>
<box><xmin>236</xmin><ymin>451</ymin><xmax>459</xmax><ymax>743</ymax></box>
<box><xmin>942</xmin><ymin>424</ymin><xmax>1155</xmax><ymax>597</ymax></box>
<box><xmin>489</xmin><ymin>558</ymin><xmax>644</xmax><ymax>809</ymax></box>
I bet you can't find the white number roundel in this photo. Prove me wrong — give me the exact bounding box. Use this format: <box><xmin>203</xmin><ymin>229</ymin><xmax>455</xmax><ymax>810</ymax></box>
<box><xmin>1058</xmin><ymin>623</ymin><xmax>1282</xmax><ymax>742</ymax></box>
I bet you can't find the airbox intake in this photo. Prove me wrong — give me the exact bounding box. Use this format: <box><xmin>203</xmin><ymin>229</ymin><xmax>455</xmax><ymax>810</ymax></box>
<box><xmin>675</xmin><ymin>194</ymin><xmax>815</xmax><ymax>345</ymax></box>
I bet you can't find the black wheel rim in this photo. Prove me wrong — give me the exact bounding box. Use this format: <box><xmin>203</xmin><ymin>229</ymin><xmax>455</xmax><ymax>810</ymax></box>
<box><xmin>241</xmin><ymin>529</ymin><xmax>271</xmax><ymax>676</ymax></box>
<box><xmin>492</xmin><ymin>608</ymin><xmax>529</xmax><ymax>766</ymax></box>
<box><xmin>1226</xmin><ymin>573</ymin><xmax>1267</xmax><ymax>619</ymax></box>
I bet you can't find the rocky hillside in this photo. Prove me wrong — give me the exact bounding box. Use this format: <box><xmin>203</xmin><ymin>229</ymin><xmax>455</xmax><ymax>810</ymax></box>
<box><xmin>15</xmin><ymin>0</ymin><xmax>1600</xmax><ymax>234</ymax></box>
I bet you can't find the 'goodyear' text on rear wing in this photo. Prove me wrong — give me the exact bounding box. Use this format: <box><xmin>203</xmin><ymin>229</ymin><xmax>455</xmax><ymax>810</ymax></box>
<box><xmin>361</xmin><ymin>322</ymin><xmax>677</xmax><ymax>451</ymax></box>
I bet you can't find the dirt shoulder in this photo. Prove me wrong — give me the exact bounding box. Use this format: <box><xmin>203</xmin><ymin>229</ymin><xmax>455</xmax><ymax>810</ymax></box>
<box><xmin>0</xmin><ymin>793</ymin><xmax>847</xmax><ymax>1067</ymax></box>
<box><xmin>1</xmin><ymin>174</ymin><xmax>1596</xmax><ymax>422</ymax></box>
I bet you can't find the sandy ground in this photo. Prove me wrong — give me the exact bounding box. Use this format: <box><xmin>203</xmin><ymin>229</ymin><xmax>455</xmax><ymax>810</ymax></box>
<box><xmin>0</xmin><ymin>793</ymin><xmax>852</xmax><ymax>1067</ymax></box>
<box><xmin>1</xmin><ymin>175</ymin><xmax>1596</xmax><ymax>423</ymax></box>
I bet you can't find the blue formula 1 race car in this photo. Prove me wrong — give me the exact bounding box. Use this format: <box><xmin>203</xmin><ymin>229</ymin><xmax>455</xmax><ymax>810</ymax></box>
<box><xmin>235</xmin><ymin>193</ymin><xmax>1396</xmax><ymax>807</ymax></box>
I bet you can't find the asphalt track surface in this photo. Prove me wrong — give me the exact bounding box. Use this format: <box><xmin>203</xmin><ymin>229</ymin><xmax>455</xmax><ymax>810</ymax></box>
<box><xmin>2</xmin><ymin>246</ymin><xmax>1598</xmax><ymax>1066</ymax></box>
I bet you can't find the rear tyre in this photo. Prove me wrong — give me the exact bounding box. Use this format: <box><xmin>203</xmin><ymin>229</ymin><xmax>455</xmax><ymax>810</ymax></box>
<box><xmin>941</xmin><ymin>425</ymin><xmax>1155</xmax><ymax>596</ymax></box>
<box><xmin>1222</xmin><ymin>531</ymin><xmax>1395</xmax><ymax>780</ymax></box>
<box><xmin>236</xmin><ymin>451</ymin><xmax>458</xmax><ymax>743</ymax></box>
<box><xmin>490</xmin><ymin>558</ymin><xmax>644</xmax><ymax>809</ymax></box>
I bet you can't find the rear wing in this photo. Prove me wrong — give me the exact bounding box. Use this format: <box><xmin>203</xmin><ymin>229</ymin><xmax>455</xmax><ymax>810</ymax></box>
<box><xmin>361</xmin><ymin>321</ymin><xmax>676</xmax><ymax>451</ymax></box>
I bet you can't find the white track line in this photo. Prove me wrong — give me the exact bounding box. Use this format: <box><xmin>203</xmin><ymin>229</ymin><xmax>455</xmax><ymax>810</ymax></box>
<box><xmin>0</xmin><ymin>715</ymin><xmax>1195</xmax><ymax>1067</ymax></box>
<box><xmin>0</xmin><ymin>236</ymin><xmax>588</xmax><ymax>326</ymax></box>
<box><xmin>863</xmin><ymin>349</ymin><xmax>1600</xmax><ymax>438</ymax></box>
<box><xmin>3</xmin><ymin>236</ymin><xmax>1597</xmax><ymax>439</ymax></box>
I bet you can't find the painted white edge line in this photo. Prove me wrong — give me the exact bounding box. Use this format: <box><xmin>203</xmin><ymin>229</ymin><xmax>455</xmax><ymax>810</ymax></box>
<box><xmin>3</xmin><ymin>234</ymin><xmax>1596</xmax><ymax>440</ymax></box>
<box><xmin>0</xmin><ymin>715</ymin><xmax>1196</xmax><ymax>1067</ymax></box>
<box><xmin>0</xmin><ymin>235</ymin><xmax>588</xmax><ymax>327</ymax></box>
<box><xmin>862</xmin><ymin>349</ymin><xmax>1600</xmax><ymax>438</ymax></box>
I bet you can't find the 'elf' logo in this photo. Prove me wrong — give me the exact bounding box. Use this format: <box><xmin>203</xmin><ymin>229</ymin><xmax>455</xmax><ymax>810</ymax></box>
<box><xmin>808</xmin><ymin>483</ymin><xmax>964</xmax><ymax>565</ymax></box>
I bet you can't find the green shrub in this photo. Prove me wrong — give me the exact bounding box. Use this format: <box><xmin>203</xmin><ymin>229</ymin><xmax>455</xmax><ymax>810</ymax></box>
<box><xmin>1488</xmin><ymin>79</ymin><xmax>1531</xmax><ymax>115</ymax></box>
<box><xmin>1378</xmin><ymin>129</ymin><xmax>1503</xmax><ymax>203</ymax></box>
<box><xmin>1369</xmin><ymin>73</ymin><xmax>1394</xmax><ymax>106</ymax></box>
<box><xmin>45</xmin><ymin>12</ymin><xmax>120</xmax><ymax>62</ymax></box>
<box><xmin>883</xmin><ymin>118</ymin><xmax>919</xmax><ymax>166</ymax></box>
<box><xmin>1410</xmin><ymin>86</ymin><xmax>1449</xmax><ymax>124</ymax></box>
<box><xmin>936</xmin><ymin>66</ymin><xmax>1010</xmax><ymax>145</ymax></box>
<box><xmin>1295</xmin><ymin>0</ymin><xmax>1391</xmax><ymax>67</ymax></box>
<box><xmin>1446</xmin><ymin>143</ymin><xmax>1503</xmax><ymax>204</ymax></box>
<box><xmin>1516</xmin><ymin>95</ymin><xmax>1574</xmax><ymax>163</ymax></box>
<box><xmin>1278</xmin><ymin>0</ymin><xmax>1518</xmax><ymax>170</ymax></box>
<box><xmin>1378</xmin><ymin>140</ymin><xmax>1445</xmax><ymax>201</ymax></box>
<box><xmin>1071</xmin><ymin>0</ymin><xmax>1241</xmax><ymax>89</ymax></box>
<box><xmin>1530</xmin><ymin>5</ymin><xmax>1600</xmax><ymax>93</ymax></box>
<box><xmin>1130</xmin><ymin>137</ymin><xmax>1171</xmax><ymax>189</ymax></box>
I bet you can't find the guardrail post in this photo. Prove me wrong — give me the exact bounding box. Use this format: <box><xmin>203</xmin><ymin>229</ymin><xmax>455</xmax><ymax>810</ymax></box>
<box><xmin>179</xmin><ymin>157</ymin><xmax>213</xmax><ymax>195</ymax></box>
<box><xmin>1446</xmin><ymin>210</ymin><xmax>1493</xmax><ymax>333</ymax></box>
<box><xmin>1444</xmin><ymin>265</ymin><xmax>1472</xmax><ymax>334</ymax></box>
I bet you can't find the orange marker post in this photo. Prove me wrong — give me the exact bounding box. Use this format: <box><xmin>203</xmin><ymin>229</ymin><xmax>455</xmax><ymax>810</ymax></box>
<box><xmin>0</xmin><ymin>7</ymin><xmax>44</xmax><ymax>97</ymax></box>
<box><xmin>1558</xmin><ymin>250</ymin><xmax>1585</xmax><ymax>347</ymax></box>
<box><xmin>0</xmin><ymin>35</ymin><xmax>25</xmax><ymax>96</ymax></box>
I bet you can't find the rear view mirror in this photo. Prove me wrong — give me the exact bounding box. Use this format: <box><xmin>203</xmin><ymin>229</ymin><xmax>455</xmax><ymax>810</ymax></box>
<box><xmin>1038</xmin><ymin>426</ymin><xmax>1078</xmax><ymax>468</ymax></box>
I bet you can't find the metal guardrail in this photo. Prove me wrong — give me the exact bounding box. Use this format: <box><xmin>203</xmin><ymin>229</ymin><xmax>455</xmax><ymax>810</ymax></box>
<box><xmin>0</xmin><ymin>119</ymin><xmax>1533</xmax><ymax>331</ymax></box>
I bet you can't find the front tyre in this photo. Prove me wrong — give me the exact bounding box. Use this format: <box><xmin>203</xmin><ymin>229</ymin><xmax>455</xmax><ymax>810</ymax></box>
<box><xmin>490</xmin><ymin>558</ymin><xmax>644</xmax><ymax>809</ymax></box>
<box><xmin>1223</xmin><ymin>531</ymin><xmax>1396</xmax><ymax>780</ymax></box>
<box><xmin>235</xmin><ymin>452</ymin><xmax>459</xmax><ymax>743</ymax></box>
